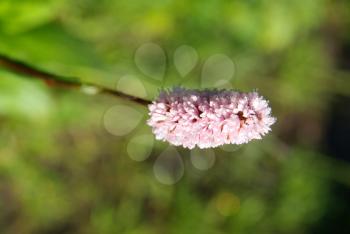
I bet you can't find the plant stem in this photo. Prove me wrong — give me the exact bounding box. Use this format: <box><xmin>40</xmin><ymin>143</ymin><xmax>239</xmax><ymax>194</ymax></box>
<box><xmin>0</xmin><ymin>54</ymin><xmax>152</xmax><ymax>106</ymax></box>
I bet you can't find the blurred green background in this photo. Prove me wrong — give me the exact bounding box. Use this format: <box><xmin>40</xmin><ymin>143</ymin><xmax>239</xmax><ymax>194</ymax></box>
<box><xmin>1</xmin><ymin>0</ymin><xmax>350</xmax><ymax>233</ymax></box>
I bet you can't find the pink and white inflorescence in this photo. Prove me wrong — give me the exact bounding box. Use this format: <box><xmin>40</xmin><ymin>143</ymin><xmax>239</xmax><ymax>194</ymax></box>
<box><xmin>147</xmin><ymin>87</ymin><xmax>276</xmax><ymax>149</ymax></box>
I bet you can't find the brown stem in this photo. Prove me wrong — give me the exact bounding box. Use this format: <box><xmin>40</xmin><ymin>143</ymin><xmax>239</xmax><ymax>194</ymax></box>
<box><xmin>0</xmin><ymin>54</ymin><xmax>152</xmax><ymax>106</ymax></box>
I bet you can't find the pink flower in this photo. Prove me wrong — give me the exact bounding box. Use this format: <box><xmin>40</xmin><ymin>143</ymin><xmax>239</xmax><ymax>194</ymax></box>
<box><xmin>147</xmin><ymin>87</ymin><xmax>276</xmax><ymax>149</ymax></box>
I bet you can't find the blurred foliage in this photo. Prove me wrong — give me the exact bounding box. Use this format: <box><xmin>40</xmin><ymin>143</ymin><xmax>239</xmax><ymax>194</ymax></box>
<box><xmin>1</xmin><ymin>0</ymin><xmax>350</xmax><ymax>233</ymax></box>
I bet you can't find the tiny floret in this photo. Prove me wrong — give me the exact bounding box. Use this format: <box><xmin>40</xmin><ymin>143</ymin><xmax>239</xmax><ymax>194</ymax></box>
<box><xmin>147</xmin><ymin>87</ymin><xmax>276</xmax><ymax>149</ymax></box>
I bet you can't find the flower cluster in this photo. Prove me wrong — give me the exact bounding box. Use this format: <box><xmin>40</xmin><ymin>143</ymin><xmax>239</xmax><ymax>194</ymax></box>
<box><xmin>147</xmin><ymin>87</ymin><xmax>276</xmax><ymax>149</ymax></box>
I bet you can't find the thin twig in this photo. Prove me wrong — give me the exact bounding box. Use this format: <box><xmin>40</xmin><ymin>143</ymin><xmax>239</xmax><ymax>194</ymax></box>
<box><xmin>0</xmin><ymin>54</ymin><xmax>152</xmax><ymax>106</ymax></box>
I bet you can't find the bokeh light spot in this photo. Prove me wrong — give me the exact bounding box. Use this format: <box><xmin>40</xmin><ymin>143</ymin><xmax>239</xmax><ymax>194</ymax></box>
<box><xmin>190</xmin><ymin>148</ymin><xmax>216</xmax><ymax>170</ymax></box>
<box><xmin>117</xmin><ymin>75</ymin><xmax>147</xmax><ymax>98</ymax></box>
<box><xmin>134</xmin><ymin>43</ymin><xmax>166</xmax><ymax>81</ymax></box>
<box><xmin>174</xmin><ymin>45</ymin><xmax>198</xmax><ymax>77</ymax></box>
<box><xmin>153</xmin><ymin>146</ymin><xmax>184</xmax><ymax>185</ymax></box>
<box><xmin>215</xmin><ymin>192</ymin><xmax>240</xmax><ymax>216</ymax></box>
<box><xmin>127</xmin><ymin>134</ymin><xmax>154</xmax><ymax>161</ymax></box>
<box><xmin>201</xmin><ymin>54</ymin><xmax>235</xmax><ymax>88</ymax></box>
<box><xmin>103</xmin><ymin>105</ymin><xmax>143</xmax><ymax>136</ymax></box>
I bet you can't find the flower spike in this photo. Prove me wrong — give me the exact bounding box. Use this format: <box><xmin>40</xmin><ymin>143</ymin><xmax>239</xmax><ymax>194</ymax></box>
<box><xmin>147</xmin><ymin>87</ymin><xmax>276</xmax><ymax>149</ymax></box>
